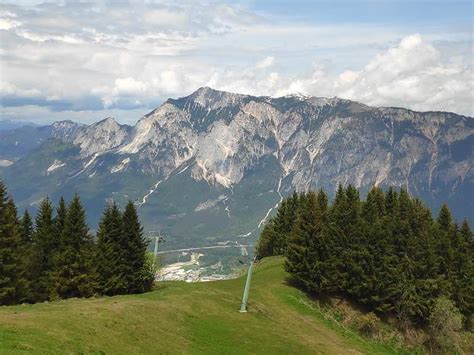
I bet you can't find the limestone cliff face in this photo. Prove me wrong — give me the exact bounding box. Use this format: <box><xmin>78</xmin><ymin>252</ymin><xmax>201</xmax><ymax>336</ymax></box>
<box><xmin>1</xmin><ymin>87</ymin><xmax>472</xmax><ymax>243</ymax></box>
<box><xmin>118</xmin><ymin>87</ymin><xmax>472</xmax><ymax>200</ymax></box>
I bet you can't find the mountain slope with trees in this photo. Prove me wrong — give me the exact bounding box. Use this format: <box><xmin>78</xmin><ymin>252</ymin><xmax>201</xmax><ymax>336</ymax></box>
<box><xmin>1</xmin><ymin>88</ymin><xmax>472</xmax><ymax>250</ymax></box>
<box><xmin>0</xmin><ymin>180</ymin><xmax>154</xmax><ymax>306</ymax></box>
<box><xmin>257</xmin><ymin>185</ymin><xmax>473</xmax><ymax>352</ymax></box>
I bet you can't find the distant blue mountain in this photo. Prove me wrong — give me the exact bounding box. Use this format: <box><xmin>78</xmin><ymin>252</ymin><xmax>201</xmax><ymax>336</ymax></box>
<box><xmin>0</xmin><ymin>119</ymin><xmax>39</xmax><ymax>131</ymax></box>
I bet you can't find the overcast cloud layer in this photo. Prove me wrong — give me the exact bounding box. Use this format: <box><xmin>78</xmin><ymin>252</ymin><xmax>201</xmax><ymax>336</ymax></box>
<box><xmin>0</xmin><ymin>0</ymin><xmax>473</xmax><ymax>124</ymax></box>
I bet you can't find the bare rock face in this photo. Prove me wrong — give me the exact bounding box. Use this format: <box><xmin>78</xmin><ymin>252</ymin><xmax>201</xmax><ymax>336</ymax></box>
<box><xmin>72</xmin><ymin>117</ymin><xmax>130</xmax><ymax>157</ymax></box>
<box><xmin>1</xmin><ymin>87</ymin><xmax>472</xmax><ymax>246</ymax></box>
<box><xmin>121</xmin><ymin>88</ymin><xmax>472</xmax><ymax>197</ymax></box>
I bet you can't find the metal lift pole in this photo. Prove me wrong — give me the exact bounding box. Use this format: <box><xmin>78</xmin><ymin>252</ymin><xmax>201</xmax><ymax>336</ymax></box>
<box><xmin>239</xmin><ymin>256</ymin><xmax>257</xmax><ymax>313</ymax></box>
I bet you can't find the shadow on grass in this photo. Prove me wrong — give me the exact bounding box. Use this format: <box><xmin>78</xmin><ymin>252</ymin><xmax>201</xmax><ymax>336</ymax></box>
<box><xmin>283</xmin><ymin>275</ymin><xmax>375</xmax><ymax>315</ymax></box>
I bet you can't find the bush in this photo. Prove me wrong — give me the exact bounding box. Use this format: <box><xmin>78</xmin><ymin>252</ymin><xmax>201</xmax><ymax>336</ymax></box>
<box><xmin>354</xmin><ymin>312</ymin><xmax>381</xmax><ymax>337</ymax></box>
<box><xmin>141</xmin><ymin>252</ymin><xmax>158</xmax><ymax>292</ymax></box>
<box><xmin>428</xmin><ymin>297</ymin><xmax>463</xmax><ymax>354</ymax></box>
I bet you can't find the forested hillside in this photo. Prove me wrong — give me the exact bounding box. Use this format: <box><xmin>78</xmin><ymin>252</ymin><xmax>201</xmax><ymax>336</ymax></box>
<box><xmin>0</xmin><ymin>180</ymin><xmax>154</xmax><ymax>306</ymax></box>
<box><xmin>257</xmin><ymin>185</ymin><xmax>473</xmax><ymax>352</ymax></box>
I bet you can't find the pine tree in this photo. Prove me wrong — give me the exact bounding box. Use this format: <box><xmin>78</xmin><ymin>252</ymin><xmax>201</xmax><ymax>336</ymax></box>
<box><xmin>362</xmin><ymin>186</ymin><xmax>385</xmax><ymax>223</ymax></box>
<box><xmin>56</xmin><ymin>194</ymin><xmax>95</xmax><ymax>298</ymax></box>
<box><xmin>0</xmin><ymin>182</ymin><xmax>26</xmax><ymax>305</ymax></box>
<box><xmin>286</xmin><ymin>191</ymin><xmax>321</xmax><ymax>292</ymax></box>
<box><xmin>18</xmin><ymin>209</ymin><xmax>35</xmax><ymax>303</ymax></box>
<box><xmin>122</xmin><ymin>201</ymin><xmax>149</xmax><ymax>293</ymax></box>
<box><xmin>95</xmin><ymin>203</ymin><xmax>128</xmax><ymax>295</ymax></box>
<box><xmin>437</xmin><ymin>203</ymin><xmax>453</xmax><ymax>230</ymax></box>
<box><xmin>342</xmin><ymin>184</ymin><xmax>373</xmax><ymax>301</ymax></box>
<box><xmin>450</xmin><ymin>220</ymin><xmax>474</xmax><ymax>318</ymax></box>
<box><xmin>20</xmin><ymin>209</ymin><xmax>34</xmax><ymax>243</ymax></box>
<box><xmin>258</xmin><ymin>185</ymin><xmax>471</xmax><ymax>326</ymax></box>
<box><xmin>256</xmin><ymin>218</ymin><xmax>277</xmax><ymax>258</ymax></box>
<box><xmin>54</xmin><ymin>197</ymin><xmax>67</xmax><ymax>238</ymax></box>
<box><xmin>31</xmin><ymin>197</ymin><xmax>56</xmax><ymax>301</ymax></box>
<box><xmin>435</xmin><ymin>203</ymin><xmax>455</xmax><ymax>297</ymax></box>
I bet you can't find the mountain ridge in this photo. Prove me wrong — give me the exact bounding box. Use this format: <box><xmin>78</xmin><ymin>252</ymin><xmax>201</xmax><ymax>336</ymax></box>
<box><xmin>1</xmin><ymin>87</ymin><xmax>472</xmax><ymax>248</ymax></box>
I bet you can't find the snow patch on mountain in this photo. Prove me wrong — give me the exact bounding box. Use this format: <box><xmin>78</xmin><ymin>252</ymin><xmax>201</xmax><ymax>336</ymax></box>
<box><xmin>194</xmin><ymin>195</ymin><xmax>227</xmax><ymax>212</ymax></box>
<box><xmin>0</xmin><ymin>159</ymin><xmax>13</xmax><ymax>167</ymax></box>
<box><xmin>137</xmin><ymin>180</ymin><xmax>162</xmax><ymax>207</ymax></box>
<box><xmin>46</xmin><ymin>159</ymin><xmax>65</xmax><ymax>173</ymax></box>
<box><xmin>111</xmin><ymin>157</ymin><xmax>130</xmax><ymax>173</ymax></box>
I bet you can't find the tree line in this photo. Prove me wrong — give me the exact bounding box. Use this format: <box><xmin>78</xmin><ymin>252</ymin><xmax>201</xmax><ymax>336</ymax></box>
<box><xmin>0</xmin><ymin>180</ymin><xmax>154</xmax><ymax>306</ymax></box>
<box><xmin>257</xmin><ymin>185</ymin><xmax>473</xmax><ymax>327</ymax></box>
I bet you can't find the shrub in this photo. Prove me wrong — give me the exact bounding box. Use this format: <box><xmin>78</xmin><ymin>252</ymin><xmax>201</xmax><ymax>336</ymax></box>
<box><xmin>428</xmin><ymin>297</ymin><xmax>463</xmax><ymax>354</ymax></box>
<box><xmin>354</xmin><ymin>312</ymin><xmax>381</xmax><ymax>337</ymax></box>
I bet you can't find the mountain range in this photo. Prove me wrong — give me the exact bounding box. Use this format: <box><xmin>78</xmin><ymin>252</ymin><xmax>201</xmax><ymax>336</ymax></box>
<box><xmin>0</xmin><ymin>87</ymin><xmax>472</xmax><ymax>249</ymax></box>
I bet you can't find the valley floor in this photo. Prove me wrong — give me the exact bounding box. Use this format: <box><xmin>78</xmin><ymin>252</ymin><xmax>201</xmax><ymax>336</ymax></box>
<box><xmin>0</xmin><ymin>257</ymin><xmax>405</xmax><ymax>354</ymax></box>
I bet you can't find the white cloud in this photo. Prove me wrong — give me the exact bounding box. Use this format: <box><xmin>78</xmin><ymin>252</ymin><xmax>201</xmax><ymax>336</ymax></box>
<box><xmin>256</xmin><ymin>56</ymin><xmax>275</xmax><ymax>69</ymax></box>
<box><xmin>0</xmin><ymin>2</ymin><xmax>472</xmax><ymax>124</ymax></box>
<box><xmin>143</xmin><ymin>9</ymin><xmax>188</xmax><ymax>27</ymax></box>
<box><xmin>0</xmin><ymin>17</ymin><xmax>20</xmax><ymax>30</ymax></box>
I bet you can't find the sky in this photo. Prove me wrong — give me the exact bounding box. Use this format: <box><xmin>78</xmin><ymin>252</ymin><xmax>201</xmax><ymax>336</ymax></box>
<box><xmin>0</xmin><ymin>0</ymin><xmax>472</xmax><ymax>125</ymax></box>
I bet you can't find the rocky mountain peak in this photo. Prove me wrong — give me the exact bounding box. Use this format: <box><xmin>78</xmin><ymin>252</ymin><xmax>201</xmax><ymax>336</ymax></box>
<box><xmin>182</xmin><ymin>86</ymin><xmax>249</xmax><ymax>110</ymax></box>
<box><xmin>51</xmin><ymin>120</ymin><xmax>84</xmax><ymax>141</ymax></box>
<box><xmin>1</xmin><ymin>87</ymin><xmax>472</xmax><ymax>243</ymax></box>
<box><xmin>94</xmin><ymin>116</ymin><xmax>120</xmax><ymax>128</ymax></box>
<box><xmin>72</xmin><ymin>117</ymin><xmax>130</xmax><ymax>157</ymax></box>
<box><xmin>51</xmin><ymin>119</ymin><xmax>81</xmax><ymax>129</ymax></box>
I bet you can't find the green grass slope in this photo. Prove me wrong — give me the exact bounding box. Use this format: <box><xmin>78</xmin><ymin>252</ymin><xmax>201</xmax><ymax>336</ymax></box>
<box><xmin>0</xmin><ymin>257</ymin><xmax>405</xmax><ymax>354</ymax></box>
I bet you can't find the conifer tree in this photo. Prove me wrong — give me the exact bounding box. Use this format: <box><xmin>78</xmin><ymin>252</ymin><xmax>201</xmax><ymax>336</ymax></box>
<box><xmin>286</xmin><ymin>191</ymin><xmax>320</xmax><ymax>291</ymax></box>
<box><xmin>450</xmin><ymin>220</ymin><xmax>474</xmax><ymax>318</ymax></box>
<box><xmin>31</xmin><ymin>197</ymin><xmax>56</xmax><ymax>301</ymax></box>
<box><xmin>259</xmin><ymin>184</ymin><xmax>472</xmax><ymax>326</ymax></box>
<box><xmin>57</xmin><ymin>194</ymin><xmax>95</xmax><ymax>298</ymax></box>
<box><xmin>437</xmin><ymin>203</ymin><xmax>453</xmax><ymax>230</ymax></box>
<box><xmin>122</xmin><ymin>201</ymin><xmax>149</xmax><ymax>293</ymax></box>
<box><xmin>362</xmin><ymin>186</ymin><xmax>385</xmax><ymax>223</ymax></box>
<box><xmin>435</xmin><ymin>203</ymin><xmax>455</xmax><ymax>296</ymax></box>
<box><xmin>95</xmin><ymin>203</ymin><xmax>128</xmax><ymax>295</ymax></box>
<box><xmin>54</xmin><ymin>197</ymin><xmax>67</xmax><ymax>238</ymax></box>
<box><xmin>20</xmin><ymin>209</ymin><xmax>34</xmax><ymax>243</ymax></box>
<box><xmin>0</xmin><ymin>182</ymin><xmax>26</xmax><ymax>305</ymax></box>
<box><xmin>256</xmin><ymin>218</ymin><xmax>277</xmax><ymax>258</ymax></box>
<box><xmin>343</xmin><ymin>184</ymin><xmax>373</xmax><ymax>300</ymax></box>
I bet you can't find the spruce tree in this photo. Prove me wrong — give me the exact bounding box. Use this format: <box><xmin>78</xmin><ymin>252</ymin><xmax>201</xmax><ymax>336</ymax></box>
<box><xmin>20</xmin><ymin>209</ymin><xmax>34</xmax><ymax>243</ymax></box>
<box><xmin>286</xmin><ymin>191</ymin><xmax>321</xmax><ymax>292</ymax></box>
<box><xmin>31</xmin><ymin>197</ymin><xmax>56</xmax><ymax>301</ymax></box>
<box><xmin>95</xmin><ymin>203</ymin><xmax>128</xmax><ymax>295</ymax></box>
<box><xmin>437</xmin><ymin>203</ymin><xmax>453</xmax><ymax>230</ymax></box>
<box><xmin>435</xmin><ymin>203</ymin><xmax>455</xmax><ymax>296</ymax></box>
<box><xmin>0</xmin><ymin>182</ymin><xmax>25</xmax><ymax>305</ymax></box>
<box><xmin>57</xmin><ymin>194</ymin><xmax>95</xmax><ymax>298</ymax></box>
<box><xmin>122</xmin><ymin>201</ymin><xmax>149</xmax><ymax>293</ymax></box>
<box><xmin>343</xmin><ymin>184</ymin><xmax>372</xmax><ymax>301</ymax></box>
<box><xmin>256</xmin><ymin>218</ymin><xmax>277</xmax><ymax>258</ymax></box>
<box><xmin>258</xmin><ymin>185</ymin><xmax>471</xmax><ymax>326</ymax></box>
<box><xmin>54</xmin><ymin>197</ymin><xmax>67</xmax><ymax>238</ymax></box>
<box><xmin>450</xmin><ymin>220</ymin><xmax>474</xmax><ymax>318</ymax></box>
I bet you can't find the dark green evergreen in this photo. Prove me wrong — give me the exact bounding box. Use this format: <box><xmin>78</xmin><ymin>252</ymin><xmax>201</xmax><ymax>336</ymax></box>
<box><xmin>0</xmin><ymin>181</ymin><xmax>26</xmax><ymax>305</ymax></box>
<box><xmin>31</xmin><ymin>197</ymin><xmax>56</xmax><ymax>301</ymax></box>
<box><xmin>258</xmin><ymin>185</ymin><xmax>474</xmax><ymax>326</ymax></box>
<box><xmin>20</xmin><ymin>209</ymin><xmax>34</xmax><ymax>243</ymax></box>
<box><xmin>95</xmin><ymin>203</ymin><xmax>128</xmax><ymax>295</ymax></box>
<box><xmin>122</xmin><ymin>201</ymin><xmax>150</xmax><ymax>293</ymax></box>
<box><xmin>0</xmin><ymin>180</ymin><xmax>154</xmax><ymax>306</ymax></box>
<box><xmin>54</xmin><ymin>197</ymin><xmax>67</xmax><ymax>238</ymax></box>
<box><xmin>56</xmin><ymin>194</ymin><xmax>95</xmax><ymax>298</ymax></box>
